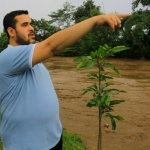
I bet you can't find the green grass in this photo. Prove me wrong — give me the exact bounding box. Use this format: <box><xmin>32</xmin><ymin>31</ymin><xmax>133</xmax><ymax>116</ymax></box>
<box><xmin>0</xmin><ymin>139</ymin><xmax>3</xmax><ymax>150</ymax></box>
<box><xmin>0</xmin><ymin>129</ymin><xmax>86</xmax><ymax>150</ymax></box>
<box><xmin>63</xmin><ymin>129</ymin><xmax>86</xmax><ymax>150</ymax></box>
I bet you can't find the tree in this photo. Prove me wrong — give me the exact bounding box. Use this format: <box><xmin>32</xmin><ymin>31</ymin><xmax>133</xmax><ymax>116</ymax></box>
<box><xmin>74</xmin><ymin>0</ymin><xmax>101</xmax><ymax>23</ymax></box>
<box><xmin>73</xmin><ymin>0</ymin><xmax>123</xmax><ymax>56</ymax></box>
<box><xmin>123</xmin><ymin>10</ymin><xmax>150</xmax><ymax>58</ymax></box>
<box><xmin>0</xmin><ymin>31</ymin><xmax>8</xmax><ymax>52</ymax></box>
<box><xmin>73</xmin><ymin>0</ymin><xmax>103</xmax><ymax>55</ymax></box>
<box><xmin>74</xmin><ymin>44</ymin><xmax>129</xmax><ymax>150</ymax></box>
<box><xmin>48</xmin><ymin>1</ymin><xmax>75</xmax><ymax>29</ymax></box>
<box><xmin>132</xmin><ymin>0</ymin><xmax>150</xmax><ymax>10</ymax></box>
<box><xmin>32</xmin><ymin>18</ymin><xmax>60</xmax><ymax>42</ymax></box>
<box><xmin>121</xmin><ymin>0</ymin><xmax>150</xmax><ymax>59</ymax></box>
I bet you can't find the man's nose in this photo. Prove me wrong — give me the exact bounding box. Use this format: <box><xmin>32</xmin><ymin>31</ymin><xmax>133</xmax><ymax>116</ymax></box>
<box><xmin>29</xmin><ymin>25</ymin><xmax>34</xmax><ymax>31</ymax></box>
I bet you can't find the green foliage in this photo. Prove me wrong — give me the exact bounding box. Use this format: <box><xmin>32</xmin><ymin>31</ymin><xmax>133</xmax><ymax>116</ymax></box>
<box><xmin>122</xmin><ymin>10</ymin><xmax>150</xmax><ymax>58</ymax></box>
<box><xmin>32</xmin><ymin>18</ymin><xmax>60</xmax><ymax>42</ymax></box>
<box><xmin>57</xmin><ymin>46</ymin><xmax>79</xmax><ymax>57</ymax></box>
<box><xmin>1</xmin><ymin>1</ymin><xmax>150</xmax><ymax>58</ymax></box>
<box><xmin>74</xmin><ymin>44</ymin><xmax>129</xmax><ymax>150</ymax></box>
<box><xmin>105</xmin><ymin>113</ymin><xmax>124</xmax><ymax>130</ymax></box>
<box><xmin>48</xmin><ymin>1</ymin><xmax>75</xmax><ymax>29</ymax></box>
<box><xmin>73</xmin><ymin>0</ymin><xmax>126</xmax><ymax>56</ymax></box>
<box><xmin>0</xmin><ymin>31</ymin><xmax>8</xmax><ymax>52</ymax></box>
<box><xmin>74</xmin><ymin>0</ymin><xmax>102</xmax><ymax>23</ymax></box>
<box><xmin>63</xmin><ymin>129</ymin><xmax>86</xmax><ymax>150</ymax></box>
<box><xmin>73</xmin><ymin>0</ymin><xmax>106</xmax><ymax>55</ymax></box>
<box><xmin>132</xmin><ymin>0</ymin><xmax>150</xmax><ymax>10</ymax></box>
<box><xmin>0</xmin><ymin>138</ymin><xmax>3</xmax><ymax>150</ymax></box>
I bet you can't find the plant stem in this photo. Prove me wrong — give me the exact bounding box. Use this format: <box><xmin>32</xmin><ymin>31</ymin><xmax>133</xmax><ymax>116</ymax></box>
<box><xmin>98</xmin><ymin>59</ymin><xmax>102</xmax><ymax>150</ymax></box>
<box><xmin>98</xmin><ymin>107</ymin><xmax>102</xmax><ymax>150</ymax></box>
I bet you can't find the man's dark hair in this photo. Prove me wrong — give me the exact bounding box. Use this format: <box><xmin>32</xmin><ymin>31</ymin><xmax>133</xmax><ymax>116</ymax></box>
<box><xmin>3</xmin><ymin>10</ymin><xmax>28</xmax><ymax>38</ymax></box>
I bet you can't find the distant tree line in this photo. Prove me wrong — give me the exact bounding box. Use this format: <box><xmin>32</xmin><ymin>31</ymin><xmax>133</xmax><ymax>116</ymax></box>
<box><xmin>0</xmin><ymin>0</ymin><xmax>150</xmax><ymax>59</ymax></box>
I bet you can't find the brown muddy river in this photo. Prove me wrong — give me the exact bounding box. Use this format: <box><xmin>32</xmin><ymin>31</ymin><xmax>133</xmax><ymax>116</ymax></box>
<box><xmin>44</xmin><ymin>57</ymin><xmax>150</xmax><ymax>150</ymax></box>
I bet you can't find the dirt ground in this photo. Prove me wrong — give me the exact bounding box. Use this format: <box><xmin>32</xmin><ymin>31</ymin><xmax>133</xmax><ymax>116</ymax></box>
<box><xmin>43</xmin><ymin>57</ymin><xmax>150</xmax><ymax>150</ymax></box>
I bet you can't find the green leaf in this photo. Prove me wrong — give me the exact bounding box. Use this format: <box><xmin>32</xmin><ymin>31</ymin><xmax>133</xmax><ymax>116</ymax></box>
<box><xmin>103</xmin><ymin>82</ymin><xmax>114</xmax><ymax>89</ymax></box>
<box><xmin>76</xmin><ymin>61</ymin><xmax>88</xmax><ymax>70</ymax></box>
<box><xmin>97</xmin><ymin>45</ymin><xmax>109</xmax><ymax>58</ymax></box>
<box><xmin>104</xmin><ymin>62</ymin><xmax>121</xmax><ymax>77</ymax></box>
<box><xmin>111</xmin><ymin>46</ymin><xmax>129</xmax><ymax>54</ymax></box>
<box><xmin>105</xmin><ymin>96</ymin><xmax>110</xmax><ymax>106</ymax></box>
<box><xmin>105</xmin><ymin>89</ymin><xmax>126</xmax><ymax>95</ymax></box>
<box><xmin>105</xmin><ymin>113</ymin><xmax>116</xmax><ymax>130</ymax></box>
<box><xmin>82</xmin><ymin>87</ymin><xmax>94</xmax><ymax>95</ymax></box>
<box><xmin>97</xmin><ymin>46</ymin><xmax>104</xmax><ymax>58</ymax></box>
<box><xmin>87</xmin><ymin>73</ymin><xmax>99</xmax><ymax>79</ymax></box>
<box><xmin>99</xmin><ymin>82</ymin><xmax>114</xmax><ymax>94</ymax></box>
<box><xmin>110</xmin><ymin>100</ymin><xmax>125</xmax><ymax>106</ymax></box>
<box><xmin>90</xmin><ymin>51</ymin><xmax>97</xmax><ymax>59</ymax></box>
<box><xmin>86</xmin><ymin>59</ymin><xmax>97</xmax><ymax>69</ymax></box>
<box><xmin>86</xmin><ymin>99</ymin><xmax>98</xmax><ymax>107</ymax></box>
<box><xmin>120</xmin><ymin>90</ymin><xmax>126</xmax><ymax>92</ymax></box>
<box><xmin>82</xmin><ymin>83</ymin><xmax>98</xmax><ymax>95</ymax></box>
<box><xmin>99</xmin><ymin>66</ymin><xmax>105</xmax><ymax>71</ymax></box>
<box><xmin>113</xmin><ymin>115</ymin><xmax>124</xmax><ymax>120</ymax></box>
<box><xmin>86</xmin><ymin>96</ymin><xmax>103</xmax><ymax>108</ymax></box>
<box><xmin>105</xmin><ymin>113</ymin><xmax>124</xmax><ymax>129</ymax></box>
<box><xmin>101</xmin><ymin>92</ymin><xmax>110</xmax><ymax>106</ymax></box>
<box><xmin>103</xmin><ymin>106</ymin><xmax>114</xmax><ymax>113</ymax></box>
<box><xmin>97</xmin><ymin>97</ymin><xmax>102</xmax><ymax>106</ymax></box>
<box><xmin>102</xmin><ymin>44</ymin><xmax>109</xmax><ymax>48</ymax></box>
<box><xmin>74</xmin><ymin>56</ymin><xmax>91</xmax><ymax>62</ymax></box>
<box><xmin>93</xmin><ymin>83</ymin><xmax>98</xmax><ymax>91</ymax></box>
<box><xmin>100</xmin><ymin>74</ymin><xmax>113</xmax><ymax>81</ymax></box>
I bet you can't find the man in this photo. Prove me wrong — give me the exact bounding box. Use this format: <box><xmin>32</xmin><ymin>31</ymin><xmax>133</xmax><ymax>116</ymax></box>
<box><xmin>0</xmin><ymin>10</ymin><xmax>131</xmax><ymax>150</ymax></box>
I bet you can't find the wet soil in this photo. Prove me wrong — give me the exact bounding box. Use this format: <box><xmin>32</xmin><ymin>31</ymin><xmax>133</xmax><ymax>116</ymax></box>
<box><xmin>44</xmin><ymin>57</ymin><xmax>150</xmax><ymax>150</ymax></box>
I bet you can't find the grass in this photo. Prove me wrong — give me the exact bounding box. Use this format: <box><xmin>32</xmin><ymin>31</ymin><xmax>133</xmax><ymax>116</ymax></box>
<box><xmin>0</xmin><ymin>129</ymin><xmax>86</xmax><ymax>150</ymax></box>
<box><xmin>63</xmin><ymin>129</ymin><xmax>86</xmax><ymax>150</ymax></box>
<box><xmin>0</xmin><ymin>139</ymin><xmax>2</xmax><ymax>150</ymax></box>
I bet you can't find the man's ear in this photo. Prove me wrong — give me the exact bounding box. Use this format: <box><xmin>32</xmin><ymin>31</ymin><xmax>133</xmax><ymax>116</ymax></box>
<box><xmin>7</xmin><ymin>27</ymin><xmax>15</xmax><ymax>37</ymax></box>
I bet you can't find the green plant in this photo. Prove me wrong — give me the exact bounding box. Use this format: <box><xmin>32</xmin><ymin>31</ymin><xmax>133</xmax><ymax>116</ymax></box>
<box><xmin>0</xmin><ymin>138</ymin><xmax>3</xmax><ymax>150</ymax></box>
<box><xmin>63</xmin><ymin>129</ymin><xmax>86</xmax><ymax>150</ymax></box>
<box><xmin>74</xmin><ymin>44</ymin><xmax>129</xmax><ymax>150</ymax></box>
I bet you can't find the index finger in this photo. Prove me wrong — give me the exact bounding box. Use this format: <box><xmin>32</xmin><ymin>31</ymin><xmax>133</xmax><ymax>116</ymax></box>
<box><xmin>116</xmin><ymin>14</ymin><xmax>132</xmax><ymax>19</ymax></box>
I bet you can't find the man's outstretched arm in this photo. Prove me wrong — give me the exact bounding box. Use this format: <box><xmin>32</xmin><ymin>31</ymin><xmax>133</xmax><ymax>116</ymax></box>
<box><xmin>33</xmin><ymin>13</ymin><xmax>131</xmax><ymax>66</ymax></box>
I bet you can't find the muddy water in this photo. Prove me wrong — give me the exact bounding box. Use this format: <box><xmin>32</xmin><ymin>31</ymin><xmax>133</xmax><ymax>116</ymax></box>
<box><xmin>44</xmin><ymin>57</ymin><xmax>150</xmax><ymax>150</ymax></box>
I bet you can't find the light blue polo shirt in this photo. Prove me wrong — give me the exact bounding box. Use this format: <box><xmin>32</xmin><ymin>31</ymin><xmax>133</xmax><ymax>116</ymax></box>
<box><xmin>0</xmin><ymin>44</ymin><xmax>62</xmax><ymax>150</ymax></box>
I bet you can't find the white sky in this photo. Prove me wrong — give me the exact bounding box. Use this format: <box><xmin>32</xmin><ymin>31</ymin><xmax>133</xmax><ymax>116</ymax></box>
<box><xmin>0</xmin><ymin>0</ymin><xmax>135</xmax><ymax>32</ymax></box>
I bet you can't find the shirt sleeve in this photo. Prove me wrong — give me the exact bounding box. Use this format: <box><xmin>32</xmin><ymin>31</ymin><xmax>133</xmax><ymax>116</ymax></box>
<box><xmin>0</xmin><ymin>44</ymin><xmax>36</xmax><ymax>75</ymax></box>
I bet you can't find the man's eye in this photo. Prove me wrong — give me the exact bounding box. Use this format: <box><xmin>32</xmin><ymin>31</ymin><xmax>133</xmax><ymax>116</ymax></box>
<box><xmin>22</xmin><ymin>24</ymin><xmax>27</xmax><ymax>26</ymax></box>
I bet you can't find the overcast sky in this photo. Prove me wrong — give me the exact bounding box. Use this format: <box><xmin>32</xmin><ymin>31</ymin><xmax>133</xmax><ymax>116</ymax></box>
<box><xmin>0</xmin><ymin>0</ymin><xmax>135</xmax><ymax>32</ymax></box>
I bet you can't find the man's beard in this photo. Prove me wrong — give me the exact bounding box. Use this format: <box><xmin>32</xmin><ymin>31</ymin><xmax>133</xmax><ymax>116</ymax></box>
<box><xmin>15</xmin><ymin>30</ymin><xmax>36</xmax><ymax>45</ymax></box>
